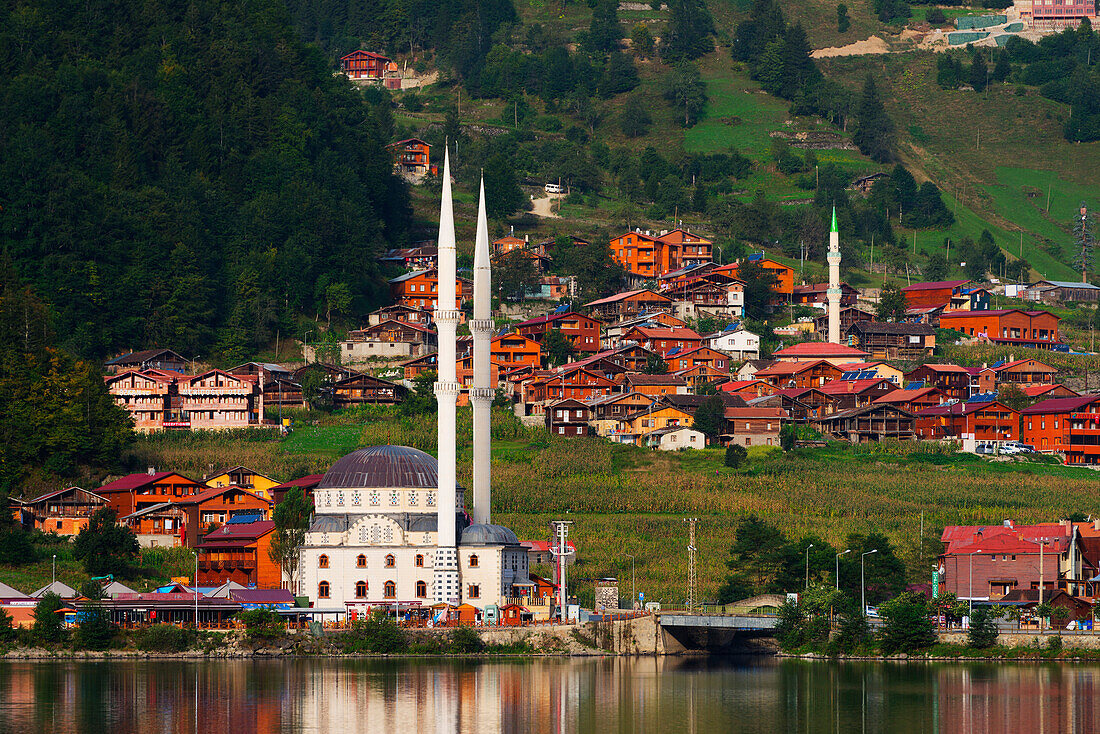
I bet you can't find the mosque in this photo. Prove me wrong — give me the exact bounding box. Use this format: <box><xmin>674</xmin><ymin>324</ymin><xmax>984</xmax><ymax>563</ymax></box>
<box><xmin>298</xmin><ymin>150</ymin><xmax>530</xmax><ymax>613</ymax></box>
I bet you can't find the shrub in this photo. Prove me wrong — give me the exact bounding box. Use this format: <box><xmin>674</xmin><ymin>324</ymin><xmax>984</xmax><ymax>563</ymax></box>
<box><xmin>926</xmin><ymin>7</ymin><xmax>946</xmax><ymax>23</ymax></box>
<box><xmin>1048</xmin><ymin>634</ymin><xmax>1062</xmax><ymax>652</ymax></box>
<box><xmin>0</xmin><ymin>608</ymin><xmax>15</xmax><ymax>643</ymax></box>
<box><xmin>725</xmin><ymin>444</ymin><xmax>748</xmax><ymax>468</ymax></box>
<box><xmin>74</xmin><ymin>605</ymin><xmax>116</xmax><ymax>650</ymax></box>
<box><xmin>237</xmin><ymin>608</ymin><xmax>285</xmax><ymax>639</ymax></box>
<box><xmin>967</xmin><ymin>607</ymin><xmax>999</xmax><ymax>649</ymax></box>
<box><xmin>341</xmin><ymin>612</ymin><xmax>408</xmax><ymax>653</ymax></box>
<box><xmin>879</xmin><ymin>592</ymin><xmax>937</xmax><ymax>654</ymax></box>
<box><xmin>450</xmin><ymin>627</ymin><xmax>485</xmax><ymax>653</ymax></box>
<box><xmin>134</xmin><ymin>624</ymin><xmax>196</xmax><ymax>653</ymax></box>
<box><xmin>33</xmin><ymin>593</ymin><xmax>66</xmax><ymax>644</ymax></box>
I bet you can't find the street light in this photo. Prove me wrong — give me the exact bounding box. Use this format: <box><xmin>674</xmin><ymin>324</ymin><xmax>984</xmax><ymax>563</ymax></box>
<box><xmin>805</xmin><ymin>544</ymin><xmax>814</xmax><ymax>590</ymax></box>
<box><xmin>968</xmin><ymin>549</ymin><xmax>982</xmax><ymax>616</ymax></box>
<box><xmin>193</xmin><ymin>549</ymin><xmax>199</xmax><ymax>629</ymax></box>
<box><xmin>52</xmin><ymin>554</ymin><xmax>56</xmax><ymax>585</ymax></box>
<box><xmin>626</xmin><ymin>554</ymin><xmax>636</xmax><ymax>610</ymax></box>
<box><xmin>861</xmin><ymin>550</ymin><xmax>878</xmax><ymax>616</ymax></box>
<box><xmin>836</xmin><ymin>549</ymin><xmax>851</xmax><ymax>591</ymax></box>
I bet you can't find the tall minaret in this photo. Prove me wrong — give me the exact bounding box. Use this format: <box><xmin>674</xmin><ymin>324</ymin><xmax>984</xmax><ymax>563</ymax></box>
<box><xmin>470</xmin><ymin>177</ymin><xmax>495</xmax><ymax>526</ymax></box>
<box><xmin>433</xmin><ymin>146</ymin><xmax>461</xmax><ymax>605</ymax></box>
<box><xmin>827</xmin><ymin>206</ymin><xmax>842</xmax><ymax>344</ymax></box>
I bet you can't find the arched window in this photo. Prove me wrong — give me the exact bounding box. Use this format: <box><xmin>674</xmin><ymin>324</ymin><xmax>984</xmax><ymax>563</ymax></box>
<box><xmin>468</xmin><ymin>554</ymin><xmax>479</xmax><ymax>568</ymax></box>
<box><xmin>384</xmin><ymin>581</ymin><xmax>396</xmax><ymax>598</ymax></box>
<box><xmin>318</xmin><ymin>581</ymin><xmax>330</xmax><ymax>599</ymax></box>
<box><xmin>355</xmin><ymin>581</ymin><xmax>368</xmax><ymax>598</ymax></box>
<box><xmin>356</xmin><ymin>554</ymin><xmax>366</xmax><ymax>568</ymax></box>
<box><xmin>415</xmin><ymin>581</ymin><xmax>427</xmax><ymax>598</ymax></box>
<box><xmin>385</xmin><ymin>554</ymin><xmax>395</xmax><ymax>568</ymax></box>
<box><xmin>415</xmin><ymin>554</ymin><xmax>424</xmax><ymax>567</ymax></box>
<box><xmin>318</xmin><ymin>554</ymin><xmax>329</xmax><ymax>569</ymax></box>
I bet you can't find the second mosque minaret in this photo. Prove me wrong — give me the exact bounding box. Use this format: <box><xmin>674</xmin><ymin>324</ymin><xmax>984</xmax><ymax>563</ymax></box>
<box><xmin>827</xmin><ymin>206</ymin><xmax>842</xmax><ymax>344</ymax></box>
<box><xmin>470</xmin><ymin>177</ymin><xmax>495</xmax><ymax>525</ymax></box>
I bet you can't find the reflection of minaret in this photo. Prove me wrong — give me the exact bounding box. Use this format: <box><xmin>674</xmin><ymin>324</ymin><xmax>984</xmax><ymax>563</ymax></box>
<box><xmin>827</xmin><ymin>206</ymin><xmax>841</xmax><ymax>344</ymax></box>
<box><xmin>433</xmin><ymin>146</ymin><xmax>460</xmax><ymax>605</ymax></box>
<box><xmin>470</xmin><ymin>177</ymin><xmax>495</xmax><ymax>525</ymax></box>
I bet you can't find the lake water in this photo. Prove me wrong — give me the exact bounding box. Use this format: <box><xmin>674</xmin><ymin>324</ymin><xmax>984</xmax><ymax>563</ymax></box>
<box><xmin>1</xmin><ymin>656</ymin><xmax>1098</xmax><ymax>733</ymax></box>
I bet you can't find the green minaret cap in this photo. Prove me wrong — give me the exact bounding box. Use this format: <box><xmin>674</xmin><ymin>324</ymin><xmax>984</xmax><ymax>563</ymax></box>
<box><xmin>830</xmin><ymin>206</ymin><xmax>838</xmax><ymax>233</ymax></box>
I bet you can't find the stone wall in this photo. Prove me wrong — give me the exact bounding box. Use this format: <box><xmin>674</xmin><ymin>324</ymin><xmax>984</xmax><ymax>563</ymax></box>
<box><xmin>939</xmin><ymin>631</ymin><xmax>1100</xmax><ymax>648</ymax></box>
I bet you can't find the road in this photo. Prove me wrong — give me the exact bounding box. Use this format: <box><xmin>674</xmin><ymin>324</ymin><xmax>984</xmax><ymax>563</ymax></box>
<box><xmin>531</xmin><ymin>193</ymin><xmax>562</xmax><ymax>218</ymax></box>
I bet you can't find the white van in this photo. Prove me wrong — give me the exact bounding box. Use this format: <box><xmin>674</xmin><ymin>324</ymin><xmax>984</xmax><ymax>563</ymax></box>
<box><xmin>544</xmin><ymin>183</ymin><xmax>564</xmax><ymax>194</ymax></box>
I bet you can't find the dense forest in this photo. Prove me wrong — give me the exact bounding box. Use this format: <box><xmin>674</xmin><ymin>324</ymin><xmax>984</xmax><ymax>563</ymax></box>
<box><xmin>0</xmin><ymin>0</ymin><xmax>410</xmax><ymax>361</ymax></box>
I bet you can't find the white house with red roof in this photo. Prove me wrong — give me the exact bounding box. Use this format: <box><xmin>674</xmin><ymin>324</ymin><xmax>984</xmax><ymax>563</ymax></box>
<box><xmin>770</xmin><ymin>342</ymin><xmax>870</xmax><ymax>365</ymax></box>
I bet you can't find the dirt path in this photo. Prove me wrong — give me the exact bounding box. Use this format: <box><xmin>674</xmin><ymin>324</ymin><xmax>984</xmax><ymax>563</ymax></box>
<box><xmin>531</xmin><ymin>194</ymin><xmax>563</xmax><ymax>218</ymax></box>
<box><xmin>811</xmin><ymin>35</ymin><xmax>890</xmax><ymax>58</ymax></box>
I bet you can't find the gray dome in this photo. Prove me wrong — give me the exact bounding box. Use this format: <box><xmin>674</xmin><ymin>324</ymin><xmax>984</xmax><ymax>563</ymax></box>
<box><xmin>460</xmin><ymin>523</ymin><xmax>520</xmax><ymax>546</ymax></box>
<box><xmin>317</xmin><ymin>446</ymin><xmax>443</xmax><ymax>490</ymax></box>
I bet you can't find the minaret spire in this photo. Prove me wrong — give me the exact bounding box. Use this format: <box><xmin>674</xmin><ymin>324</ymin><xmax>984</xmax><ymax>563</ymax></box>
<box><xmin>470</xmin><ymin>176</ymin><xmax>495</xmax><ymax>525</ymax></box>
<box><xmin>827</xmin><ymin>205</ymin><xmax>842</xmax><ymax>344</ymax></box>
<box><xmin>433</xmin><ymin>145</ymin><xmax>461</xmax><ymax>605</ymax></box>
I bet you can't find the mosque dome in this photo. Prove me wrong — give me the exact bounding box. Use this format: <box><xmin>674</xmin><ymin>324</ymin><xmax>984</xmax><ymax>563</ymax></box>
<box><xmin>317</xmin><ymin>445</ymin><xmax>444</xmax><ymax>490</ymax></box>
<box><xmin>460</xmin><ymin>523</ymin><xmax>520</xmax><ymax>546</ymax></box>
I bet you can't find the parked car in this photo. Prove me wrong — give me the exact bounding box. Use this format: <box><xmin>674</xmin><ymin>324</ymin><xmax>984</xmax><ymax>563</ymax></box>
<box><xmin>975</xmin><ymin>443</ymin><xmax>995</xmax><ymax>455</ymax></box>
<box><xmin>1000</xmin><ymin>442</ymin><xmax>1036</xmax><ymax>455</ymax></box>
<box><xmin>544</xmin><ymin>183</ymin><xmax>564</xmax><ymax>194</ymax></box>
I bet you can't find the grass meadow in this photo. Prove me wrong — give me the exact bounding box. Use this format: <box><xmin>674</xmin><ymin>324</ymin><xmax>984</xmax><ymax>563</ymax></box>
<box><xmin>120</xmin><ymin>407</ymin><xmax>1100</xmax><ymax>608</ymax></box>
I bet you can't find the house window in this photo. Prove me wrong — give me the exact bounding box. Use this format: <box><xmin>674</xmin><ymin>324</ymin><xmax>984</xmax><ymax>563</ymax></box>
<box><xmin>385</xmin><ymin>554</ymin><xmax>395</xmax><ymax>568</ymax></box>
<box><xmin>355</xmin><ymin>581</ymin><xmax>367</xmax><ymax>598</ymax></box>
<box><xmin>357</xmin><ymin>554</ymin><xmax>366</xmax><ymax>568</ymax></box>
<box><xmin>468</xmin><ymin>585</ymin><xmax>481</xmax><ymax>599</ymax></box>
<box><xmin>416</xmin><ymin>581</ymin><xmax>428</xmax><ymax>598</ymax></box>
<box><xmin>415</xmin><ymin>554</ymin><xmax>424</xmax><ymax>567</ymax></box>
<box><xmin>318</xmin><ymin>581</ymin><xmax>330</xmax><ymax>599</ymax></box>
<box><xmin>318</xmin><ymin>554</ymin><xmax>329</xmax><ymax>569</ymax></box>
<box><xmin>384</xmin><ymin>581</ymin><xmax>396</xmax><ymax>598</ymax></box>
<box><xmin>469</xmin><ymin>554</ymin><xmax>479</xmax><ymax>568</ymax></box>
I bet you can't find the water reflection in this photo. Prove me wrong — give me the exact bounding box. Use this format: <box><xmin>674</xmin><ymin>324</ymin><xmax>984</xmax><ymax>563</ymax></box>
<box><xmin>1</xmin><ymin>657</ymin><xmax>1099</xmax><ymax>733</ymax></box>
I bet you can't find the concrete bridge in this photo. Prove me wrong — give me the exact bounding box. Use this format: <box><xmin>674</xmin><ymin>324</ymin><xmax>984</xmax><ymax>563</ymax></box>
<box><xmin>656</xmin><ymin>613</ymin><xmax>777</xmax><ymax>653</ymax></box>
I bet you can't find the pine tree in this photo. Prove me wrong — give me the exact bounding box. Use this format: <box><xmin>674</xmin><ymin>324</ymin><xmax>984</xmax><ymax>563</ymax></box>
<box><xmin>1074</xmin><ymin>203</ymin><xmax>1096</xmax><ymax>281</ymax></box>
<box><xmin>853</xmin><ymin>74</ymin><xmax>895</xmax><ymax>163</ymax></box>
<box><xmin>969</xmin><ymin>52</ymin><xmax>988</xmax><ymax>92</ymax></box>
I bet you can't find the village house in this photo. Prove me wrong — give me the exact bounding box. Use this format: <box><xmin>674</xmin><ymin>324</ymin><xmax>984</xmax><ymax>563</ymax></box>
<box><xmin>104</xmin><ymin>348</ymin><xmax>187</xmax><ymax>375</ymax></box>
<box><xmin>849</xmin><ymin>171</ymin><xmax>889</xmax><ymax>194</ymax></box>
<box><xmin>204</xmin><ymin>467</ymin><xmax>280</xmax><ymax>502</ymax></box>
<box><xmin>380</xmin><ymin>245</ymin><xmax>438</xmax><ymax>270</ymax></box>
<box><xmin>332</xmin><ymin>374</ymin><xmax>409</xmax><ymax>408</ymax></box>
<box><xmin>516</xmin><ymin>312</ymin><xmax>601</xmax><ymax>354</ymax></box>
<box><xmin>674</xmin><ymin>364</ymin><xmax>730</xmax><ymax>392</ymax></box>
<box><xmin>386</xmin><ymin>138</ymin><xmax>432</xmax><ymax>176</ymax></box>
<box><xmin>177</xmin><ymin>370</ymin><xmax>265</xmax><ymax>430</ymax></box>
<box><xmin>904</xmin><ymin>364</ymin><xmax>972</xmax><ymax>402</ymax></box>
<box><xmin>620</xmin><ymin>373</ymin><xmax>689</xmax><ymax>397</ymax></box>
<box><xmin>845</xmin><ymin>321</ymin><xmax>937</xmax><ymax>360</ymax></box>
<box><xmin>545</xmin><ymin>399</ymin><xmax>591</xmax><ymax>437</ymax></box>
<box><xmin>602</xmin><ymin>311</ymin><xmax>687</xmax><ymax>349</ymax></box>
<box><xmin>836</xmin><ymin>361</ymin><xmax>905</xmax><ymax>385</ymax></box>
<box><xmin>492</xmin><ymin>230</ymin><xmax>527</xmax><ymax>256</ymax></box>
<box><xmin>177</xmin><ymin>486</ymin><xmax>273</xmax><ymax>546</ymax></box>
<box><xmin>814</xmin><ymin>307</ymin><xmax>874</xmax><ymax>342</ymax></box>
<box><xmin>95</xmin><ymin>471</ymin><xmax>206</xmax><ymax>519</ymax></box>
<box><xmin>104</xmin><ymin>369</ymin><xmax>181</xmax><ymax>432</ymax></box>
<box><xmin>1020</xmin><ymin>394</ymin><xmax>1100</xmax><ymax>463</ymax></box>
<box><xmin>976</xmin><ymin>358</ymin><xmax>1059</xmax><ymax>394</ymax></box>
<box><xmin>526</xmin><ymin>276</ymin><xmax>571</xmax><ymax>301</ymax></box>
<box><xmin>614</xmin><ymin>405</ymin><xmax>694</xmax><ymax>445</ymax></box>
<box><xmin>642</xmin><ymin>426</ymin><xmax>707</xmax><ymax>450</ymax></box>
<box><xmin>584</xmin><ymin>289</ymin><xmax>675</xmax><ymax>322</ymax></box>
<box><xmin>902</xmin><ymin>280</ymin><xmax>983</xmax><ymax>311</ymax></box>
<box><xmin>341</xmin><ymin>320</ymin><xmax>436</xmax><ymax>360</ymax></box>
<box><xmin>120</xmin><ymin>503</ymin><xmax>188</xmax><ymax>547</ymax></box>
<box><xmin>755</xmin><ymin>359</ymin><xmax>843</xmax><ymax>389</ymax></box>
<box><xmin>621</xmin><ymin>325</ymin><xmax>704</xmax><ymax>358</ymax></box>
<box><xmin>904</xmin><ymin>305</ymin><xmax>946</xmax><ymax>327</ymax></box>
<box><xmin>195</xmin><ymin>520</ymin><xmax>280</xmax><ymax>588</ymax></box>
<box><xmin>269</xmin><ymin>475</ymin><xmax>324</xmax><ymax>505</ymax></box>
<box><xmin>815</xmin><ymin>404</ymin><xmax>916</xmax><ymax>443</ymax></box>
<box><xmin>735</xmin><ymin>359</ymin><xmax>773</xmax><ymax>381</ymax></box>
<box><xmin>914</xmin><ymin>401</ymin><xmax>1020</xmax><ymax>444</ymax></box>
<box><xmin>367</xmin><ymin>304</ymin><xmax>433</xmax><ymax>327</ymax></box>
<box><xmin>872</xmin><ymin>387</ymin><xmax>944</xmax><ymax>414</ymax></box>
<box><xmin>488</xmin><ymin>333</ymin><xmax>543</xmax><ymax>371</ymax></box>
<box><xmin>721</xmin><ymin>406</ymin><xmax>785</xmax><ymax>447</ymax></box>
<box><xmin>609</xmin><ymin>228</ymin><xmax>713</xmax><ymax>281</ymax></box>
<box><xmin>666</xmin><ymin>346</ymin><xmax>730</xmax><ymax>374</ymax></box>
<box><xmin>388</xmin><ymin>269</ymin><xmax>473</xmax><ymax>311</ymax></box>
<box><xmin>720</xmin><ymin>256</ymin><xmax>795</xmax><ymax>305</ymax></box>
<box><xmin>20</xmin><ymin>487</ymin><xmax>109</xmax><ymax>536</ymax></box>
<box><xmin>523</xmin><ymin>369</ymin><xmax>616</xmax><ymax>414</ymax></box>
<box><xmin>766</xmin><ymin>389</ymin><xmax>830</xmax><ymax>422</ymax></box>
<box><xmin>791</xmin><ymin>283</ymin><xmax>859</xmax><ymax>309</ymax></box>
<box><xmin>819</xmin><ymin>378</ymin><xmax>898</xmax><ymax>412</ymax></box>
<box><xmin>719</xmin><ymin>380</ymin><xmax>777</xmax><ymax>400</ymax></box>
<box><xmin>1027</xmin><ymin>280</ymin><xmax>1100</xmax><ymax>304</ymax></box>
<box><xmin>587</xmin><ymin>392</ymin><xmax>656</xmax><ymax>436</ymax></box>
<box><xmin>227</xmin><ymin>362</ymin><xmax>292</xmax><ymax>388</ymax></box>
<box><xmin>339</xmin><ymin>50</ymin><xmax>400</xmax><ymax>87</ymax></box>
<box><xmin>1024</xmin><ymin>383</ymin><xmax>1079</xmax><ymax>400</ymax></box>
<box><xmin>664</xmin><ymin>276</ymin><xmax>745</xmax><ymax>320</ymax></box>
<box><xmin>707</xmin><ymin>327</ymin><xmax>760</xmax><ymax>361</ymax></box>
<box><xmin>939</xmin><ymin>309</ymin><xmax>1061</xmax><ymax>349</ymax></box>
<box><xmin>770</xmin><ymin>342</ymin><xmax>870</xmax><ymax>365</ymax></box>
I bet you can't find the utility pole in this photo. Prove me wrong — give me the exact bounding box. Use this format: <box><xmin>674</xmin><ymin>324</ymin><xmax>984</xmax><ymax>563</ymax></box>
<box><xmin>684</xmin><ymin>518</ymin><xmax>698</xmax><ymax>611</ymax></box>
<box><xmin>550</xmin><ymin>520</ymin><xmax>574</xmax><ymax>619</ymax></box>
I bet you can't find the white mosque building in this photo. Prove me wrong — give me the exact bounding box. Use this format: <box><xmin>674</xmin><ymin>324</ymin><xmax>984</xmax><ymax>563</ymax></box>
<box><xmin>298</xmin><ymin>149</ymin><xmax>529</xmax><ymax>613</ymax></box>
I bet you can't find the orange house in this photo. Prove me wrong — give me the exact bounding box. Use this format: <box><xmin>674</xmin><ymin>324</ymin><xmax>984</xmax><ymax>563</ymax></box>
<box><xmin>340</xmin><ymin>50</ymin><xmax>393</xmax><ymax>80</ymax></box>
<box><xmin>1020</xmin><ymin>395</ymin><xmax>1100</xmax><ymax>462</ymax></box>
<box><xmin>621</xmin><ymin>326</ymin><xmax>704</xmax><ymax>357</ymax></box>
<box><xmin>719</xmin><ymin>380</ymin><xmax>777</xmax><ymax>399</ymax></box>
<box><xmin>95</xmin><ymin>472</ymin><xmax>206</xmax><ymax>517</ymax></box>
<box><xmin>178</xmin><ymin>486</ymin><xmax>273</xmax><ymax>547</ymax></box>
<box><xmin>491</xmin><ymin>333</ymin><xmax>543</xmax><ymax>370</ymax></box>
<box><xmin>976</xmin><ymin>358</ymin><xmax>1059</xmax><ymax>393</ymax></box>
<box><xmin>939</xmin><ymin>309</ymin><xmax>1061</xmax><ymax>348</ymax></box>
<box><xmin>720</xmin><ymin>257</ymin><xmax>795</xmax><ymax>298</ymax></box>
<box><xmin>902</xmin><ymin>280</ymin><xmax>971</xmax><ymax>310</ymax></box>
<box><xmin>387</xmin><ymin>138</ymin><xmax>432</xmax><ymax>176</ymax></box>
<box><xmin>667</xmin><ymin>346</ymin><xmax>730</xmax><ymax>374</ymax></box>
<box><xmin>21</xmin><ymin>487</ymin><xmax>109</xmax><ymax>536</ymax></box>
<box><xmin>621</xmin><ymin>373</ymin><xmax>688</xmax><ymax>396</ymax></box>
<box><xmin>755</xmin><ymin>359</ymin><xmax>843</xmax><ymax>389</ymax></box>
<box><xmin>493</xmin><ymin>231</ymin><xmax>527</xmax><ymax>256</ymax></box>
<box><xmin>524</xmin><ymin>369</ymin><xmax>616</xmax><ymax>409</ymax></box>
<box><xmin>914</xmin><ymin>401</ymin><xmax>1019</xmax><ymax>442</ymax></box>
<box><xmin>195</xmin><ymin>520</ymin><xmax>280</xmax><ymax>588</ymax></box>
<box><xmin>584</xmin><ymin>289</ymin><xmax>675</xmax><ymax>321</ymax></box>
<box><xmin>516</xmin><ymin>312</ymin><xmax>602</xmax><ymax>354</ymax></box>
<box><xmin>609</xmin><ymin>229</ymin><xmax>713</xmax><ymax>280</ymax></box>
<box><xmin>389</xmin><ymin>269</ymin><xmax>473</xmax><ymax>310</ymax></box>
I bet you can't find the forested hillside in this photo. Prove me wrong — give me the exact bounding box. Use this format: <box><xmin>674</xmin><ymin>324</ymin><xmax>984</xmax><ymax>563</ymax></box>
<box><xmin>0</xmin><ymin>0</ymin><xmax>409</xmax><ymax>361</ymax></box>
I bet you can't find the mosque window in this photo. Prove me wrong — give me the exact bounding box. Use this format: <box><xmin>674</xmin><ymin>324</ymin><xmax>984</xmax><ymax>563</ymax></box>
<box><xmin>469</xmin><ymin>554</ymin><xmax>479</xmax><ymax>568</ymax></box>
<box><xmin>370</xmin><ymin>490</ymin><xmax>380</xmax><ymax>506</ymax></box>
<box><xmin>351</xmin><ymin>491</ymin><xmax>361</xmax><ymax>506</ymax></box>
<box><xmin>337</xmin><ymin>492</ymin><xmax>344</xmax><ymax>506</ymax></box>
<box><xmin>467</xmin><ymin>585</ymin><xmax>480</xmax><ymax>599</ymax></box>
<box><xmin>356</xmin><ymin>554</ymin><xmax>367</xmax><ymax>568</ymax></box>
<box><xmin>416</xmin><ymin>581</ymin><xmax>427</xmax><ymax>598</ymax></box>
<box><xmin>318</xmin><ymin>554</ymin><xmax>329</xmax><ymax>569</ymax></box>
<box><xmin>318</xmin><ymin>581</ymin><xmax>330</xmax><ymax>599</ymax></box>
<box><xmin>390</xmin><ymin>490</ymin><xmax>400</xmax><ymax>506</ymax></box>
<box><xmin>426</xmin><ymin>491</ymin><xmax>435</xmax><ymax>506</ymax></box>
<box><xmin>384</xmin><ymin>581</ymin><xmax>396</xmax><ymax>598</ymax></box>
<box><xmin>383</xmin><ymin>527</ymin><xmax>393</xmax><ymax>543</ymax></box>
<box><xmin>408</xmin><ymin>491</ymin><xmax>418</xmax><ymax>506</ymax></box>
<box><xmin>385</xmin><ymin>554</ymin><xmax>396</xmax><ymax>568</ymax></box>
<box><xmin>355</xmin><ymin>581</ymin><xmax>367</xmax><ymax>598</ymax></box>
<box><xmin>415</xmin><ymin>554</ymin><xmax>424</xmax><ymax>567</ymax></box>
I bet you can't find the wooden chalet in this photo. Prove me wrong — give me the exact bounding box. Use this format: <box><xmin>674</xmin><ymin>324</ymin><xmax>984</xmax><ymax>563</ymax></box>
<box><xmin>332</xmin><ymin>374</ymin><xmax>408</xmax><ymax>407</ymax></box>
<box><xmin>387</xmin><ymin>138</ymin><xmax>432</xmax><ymax>176</ymax></box>
<box><xmin>792</xmin><ymin>283</ymin><xmax>858</xmax><ymax>308</ymax></box>
<box><xmin>587</xmin><ymin>392</ymin><xmax>656</xmax><ymax>423</ymax></box>
<box><xmin>379</xmin><ymin>246</ymin><xmax>438</xmax><ymax>270</ymax></box>
<box><xmin>96</xmin><ymin>472</ymin><xmax>205</xmax><ymax>518</ymax></box>
<box><xmin>352</xmin><ymin>319</ymin><xmax>435</xmax><ymax>347</ymax></box>
<box><xmin>603</xmin><ymin>312</ymin><xmax>687</xmax><ymax>349</ymax></box>
<box><xmin>583</xmin><ymin>290</ymin><xmax>674</xmax><ymax>321</ymax></box>
<box><xmin>902</xmin><ymin>280</ymin><xmax>972</xmax><ymax>310</ymax></box>
<box><xmin>523</xmin><ymin>369</ymin><xmax>616</xmax><ymax>413</ymax></box>
<box><xmin>914</xmin><ymin>401</ymin><xmax>1020</xmax><ymax>443</ymax></box>
<box><xmin>21</xmin><ymin>487</ymin><xmax>109</xmax><ymax>536</ymax></box>
<box><xmin>872</xmin><ymin>387</ymin><xmax>944</xmax><ymax>414</ymax></box>
<box><xmin>976</xmin><ymin>358</ymin><xmax>1059</xmax><ymax>394</ymax></box>
<box><xmin>719</xmin><ymin>380</ymin><xmax>777</xmax><ymax>400</ymax></box>
<box><xmin>674</xmin><ymin>363</ymin><xmax>729</xmax><ymax>391</ymax></box>
<box><xmin>814</xmin><ymin>307</ymin><xmax>874</xmax><ymax>342</ymax></box>
<box><xmin>755</xmin><ymin>359</ymin><xmax>843</xmax><ymax>389</ymax></box>
<box><xmin>613</xmin><ymin>405</ymin><xmax>694</xmax><ymax>445</ymax></box>
<box><xmin>845</xmin><ymin>321</ymin><xmax>936</xmax><ymax>360</ymax></box>
<box><xmin>204</xmin><ymin>467</ymin><xmax>280</xmax><ymax>501</ymax></box>
<box><xmin>227</xmin><ymin>362</ymin><xmax>292</xmax><ymax>387</ymax></box>
<box><xmin>666</xmin><ymin>346</ymin><xmax>731</xmax><ymax>375</ymax></box>
<box><xmin>904</xmin><ymin>364</ymin><xmax>972</xmax><ymax>402</ymax></box>
<box><xmin>819</xmin><ymin>378</ymin><xmax>898</xmax><ymax>412</ymax></box>
<box><xmin>1029</xmin><ymin>280</ymin><xmax>1100</xmax><ymax>304</ymax></box>
<box><xmin>367</xmin><ymin>304</ymin><xmax>433</xmax><ymax>327</ymax></box>
<box><xmin>620</xmin><ymin>373</ymin><xmax>688</xmax><ymax>397</ymax></box>
<box><xmin>104</xmin><ymin>348</ymin><xmax>186</xmax><ymax>375</ymax></box>
<box><xmin>516</xmin><ymin>312</ymin><xmax>601</xmax><ymax>354</ymax></box>
<box><xmin>177</xmin><ymin>486</ymin><xmax>273</xmax><ymax>546</ymax></box>
<box><xmin>195</xmin><ymin>520</ymin><xmax>280</xmax><ymax>588</ymax></box>
<box><xmin>835</xmin><ymin>361</ymin><xmax>905</xmax><ymax>385</ymax></box>
<box><xmin>721</xmin><ymin>406</ymin><xmax>785</xmax><ymax>447</ymax></box>
<box><xmin>545</xmin><ymin>399</ymin><xmax>591</xmax><ymax>437</ymax></box>
<box><xmin>269</xmin><ymin>474</ymin><xmax>324</xmax><ymax>505</ymax></box>
<box><xmin>1022</xmin><ymin>383</ymin><xmax>1079</xmax><ymax>400</ymax></box>
<box><xmin>765</xmin><ymin>389</ymin><xmax>830</xmax><ymax>422</ymax></box>
<box><xmin>816</xmin><ymin>404</ymin><xmax>916</xmax><ymax>443</ymax></box>
<box><xmin>120</xmin><ymin>503</ymin><xmax>187</xmax><ymax>546</ymax></box>
<box><xmin>401</xmin><ymin>352</ymin><xmax>438</xmax><ymax>380</ymax></box>
<box><xmin>621</xmin><ymin>326</ymin><xmax>704</xmax><ymax>358</ymax></box>
<box><xmin>263</xmin><ymin>377</ymin><xmax>304</xmax><ymax>408</ymax></box>
<box><xmin>340</xmin><ymin>50</ymin><xmax>397</xmax><ymax>85</ymax></box>
<box><xmin>388</xmin><ymin>269</ymin><xmax>472</xmax><ymax>311</ymax></box>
